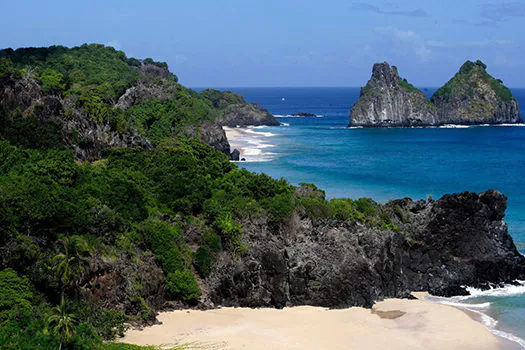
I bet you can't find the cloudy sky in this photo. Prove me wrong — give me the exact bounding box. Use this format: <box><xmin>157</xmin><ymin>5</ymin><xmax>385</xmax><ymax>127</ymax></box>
<box><xmin>2</xmin><ymin>0</ymin><xmax>524</xmax><ymax>87</ymax></box>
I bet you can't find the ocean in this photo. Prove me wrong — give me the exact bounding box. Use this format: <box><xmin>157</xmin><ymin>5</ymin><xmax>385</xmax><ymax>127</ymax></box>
<box><xmin>196</xmin><ymin>86</ymin><xmax>525</xmax><ymax>347</ymax></box>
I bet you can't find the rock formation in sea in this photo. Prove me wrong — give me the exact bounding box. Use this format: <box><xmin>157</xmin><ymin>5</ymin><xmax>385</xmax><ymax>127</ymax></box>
<box><xmin>201</xmin><ymin>89</ymin><xmax>280</xmax><ymax>127</ymax></box>
<box><xmin>431</xmin><ymin>60</ymin><xmax>522</xmax><ymax>124</ymax></box>
<box><xmin>349</xmin><ymin>60</ymin><xmax>523</xmax><ymax>127</ymax></box>
<box><xmin>200</xmin><ymin>189</ymin><xmax>525</xmax><ymax>308</ymax></box>
<box><xmin>349</xmin><ymin>62</ymin><xmax>438</xmax><ymax>127</ymax></box>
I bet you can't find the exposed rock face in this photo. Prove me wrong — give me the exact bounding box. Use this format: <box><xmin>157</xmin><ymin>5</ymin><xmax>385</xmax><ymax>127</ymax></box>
<box><xmin>0</xmin><ymin>74</ymin><xmax>151</xmax><ymax>161</ymax></box>
<box><xmin>80</xmin><ymin>252</ymin><xmax>165</xmax><ymax>324</ymax></box>
<box><xmin>431</xmin><ymin>60</ymin><xmax>522</xmax><ymax>124</ymax></box>
<box><xmin>65</xmin><ymin>107</ymin><xmax>151</xmax><ymax>161</ymax></box>
<box><xmin>115</xmin><ymin>64</ymin><xmax>179</xmax><ymax>110</ymax></box>
<box><xmin>203</xmin><ymin>190</ymin><xmax>525</xmax><ymax>308</ymax></box>
<box><xmin>199</xmin><ymin>123</ymin><xmax>231</xmax><ymax>155</ymax></box>
<box><xmin>201</xmin><ymin>89</ymin><xmax>280</xmax><ymax>127</ymax></box>
<box><xmin>349</xmin><ymin>61</ymin><xmax>522</xmax><ymax>127</ymax></box>
<box><xmin>0</xmin><ymin>75</ymin><xmax>42</xmax><ymax>112</ymax></box>
<box><xmin>349</xmin><ymin>62</ymin><xmax>438</xmax><ymax>127</ymax></box>
<box><xmin>115</xmin><ymin>84</ymin><xmax>171</xmax><ymax>110</ymax></box>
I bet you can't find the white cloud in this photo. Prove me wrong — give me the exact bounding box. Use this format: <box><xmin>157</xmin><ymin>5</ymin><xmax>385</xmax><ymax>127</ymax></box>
<box><xmin>374</xmin><ymin>26</ymin><xmax>434</xmax><ymax>63</ymax></box>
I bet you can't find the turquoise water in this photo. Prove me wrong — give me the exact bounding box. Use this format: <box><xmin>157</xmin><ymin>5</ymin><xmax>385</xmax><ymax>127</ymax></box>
<box><xmin>203</xmin><ymin>86</ymin><xmax>525</xmax><ymax>346</ymax></box>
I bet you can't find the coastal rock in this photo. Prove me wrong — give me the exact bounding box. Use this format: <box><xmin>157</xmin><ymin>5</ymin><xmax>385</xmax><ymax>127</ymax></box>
<box><xmin>80</xmin><ymin>252</ymin><xmax>165</xmax><ymax>324</ymax></box>
<box><xmin>430</xmin><ymin>60</ymin><xmax>522</xmax><ymax>125</ymax></box>
<box><xmin>230</xmin><ymin>148</ymin><xmax>240</xmax><ymax>161</ymax></box>
<box><xmin>201</xmin><ymin>89</ymin><xmax>280</xmax><ymax>127</ymax></box>
<box><xmin>349</xmin><ymin>62</ymin><xmax>438</xmax><ymax>127</ymax></box>
<box><xmin>199</xmin><ymin>122</ymin><xmax>232</xmax><ymax>156</ymax></box>
<box><xmin>203</xmin><ymin>190</ymin><xmax>525</xmax><ymax>308</ymax></box>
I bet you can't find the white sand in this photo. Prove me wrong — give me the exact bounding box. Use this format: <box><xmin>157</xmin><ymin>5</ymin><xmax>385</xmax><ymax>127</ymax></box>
<box><xmin>222</xmin><ymin>127</ymin><xmax>243</xmax><ymax>142</ymax></box>
<box><xmin>119</xmin><ymin>297</ymin><xmax>504</xmax><ymax>350</ymax></box>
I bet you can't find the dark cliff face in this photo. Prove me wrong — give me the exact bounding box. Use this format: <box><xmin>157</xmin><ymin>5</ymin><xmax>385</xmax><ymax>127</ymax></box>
<box><xmin>199</xmin><ymin>123</ymin><xmax>240</xmax><ymax>160</ymax></box>
<box><xmin>201</xmin><ymin>89</ymin><xmax>280</xmax><ymax>127</ymax></box>
<box><xmin>431</xmin><ymin>60</ymin><xmax>523</xmax><ymax>125</ymax></box>
<box><xmin>349</xmin><ymin>62</ymin><xmax>438</xmax><ymax>127</ymax></box>
<box><xmin>201</xmin><ymin>190</ymin><xmax>525</xmax><ymax>308</ymax></box>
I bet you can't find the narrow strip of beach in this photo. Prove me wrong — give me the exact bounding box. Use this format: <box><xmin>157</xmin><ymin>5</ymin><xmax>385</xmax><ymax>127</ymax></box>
<box><xmin>119</xmin><ymin>296</ymin><xmax>511</xmax><ymax>350</ymax></box>
<box><xmin>223</xmin><ymin>126</ymin><xmax>277</xmax><ymax>162</ymax></box>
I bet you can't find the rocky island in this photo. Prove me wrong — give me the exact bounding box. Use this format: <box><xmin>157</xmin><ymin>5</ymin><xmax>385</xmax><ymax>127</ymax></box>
<box><xmin>431</xmin><ymin>60</ymin><xmax>522</xmax><ymax>124</ymax></box>
<box><xmin>349</xmin><ymin>62</ymin><xmax>438</xmax><ymax>127</ymax></box>
<box><xmin>350</xmin><ymin>60</ymin><xmax>522</xmax><ymax>127</ymax></box>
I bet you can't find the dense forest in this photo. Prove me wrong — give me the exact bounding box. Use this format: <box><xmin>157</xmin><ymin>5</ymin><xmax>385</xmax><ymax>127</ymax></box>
<box><xmin>0</xmin><ymin>44</ymin><xmax>399</xmax><ymax>349</ymax></box>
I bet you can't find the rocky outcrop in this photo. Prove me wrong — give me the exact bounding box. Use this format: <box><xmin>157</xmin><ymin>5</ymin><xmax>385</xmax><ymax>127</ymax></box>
<box><xmin>115</xmin><ymin>84</ymin><xmax>172</xmax><ymax>110</ymax></box>
<box><xmin>115</xmin><ymin>64</ymin><xmax>179</xmax><ymax>110</ymax></box>
<box><xmin>0</xmin><ymin>74</ymin><xmax>151</xmax><ymax>161</ymax></box>
<box><xmin>201</xmin><ymin>89</ymin><xmax>280</xmax><ymax>127</ymax></box>
<box><xmin>430</xmin><ymin>60</ymin><xmax>522</xmax><ymax>125</ymax></box>
<box><xmin>349</xmin><ymin>61</ymin><xmax>522</xmax><ymax>127</ymax></box>
<box><xmin>349</xmin><ymin>62</ymin><xmax>438</xmax><ymax>127</ymax></box>
<box><xmin>80</xmin><ymin>251</ymin><xmax>165</xmax><ymax>324</ymax></box>
<box><xmin>199</xmin><ymin>123</ymin><xmax>240</xmax><ymax>160</ymax></box>
<box><xmin>202</xmin><ymin>190</ymin><xmax>525</xmax><ymax>308</ymax></box>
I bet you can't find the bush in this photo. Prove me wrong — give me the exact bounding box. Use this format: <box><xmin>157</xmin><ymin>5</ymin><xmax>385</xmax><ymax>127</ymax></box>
<box><xmin>261</xmin><ymin>193</ymin><xmax>295</xmax><ymax>223</ymax></box>
<box><xmin>39</xmin><ymin>68</ymin><xmax>65</xmax><ymax>95</ymax></box>
<box><xmin>139</xmin><ymin>219</ymin><xmax>184</xmax><ymax>273</ymax></box>
<box><xmin>165</xmin><ymin>270</ymin><xmax>200</xmax><ymax>302</ymax></box>
<box><xmin>194</xmin><ymin>245</ymin><xmax>213</xmax><ymax>277</ymax></box>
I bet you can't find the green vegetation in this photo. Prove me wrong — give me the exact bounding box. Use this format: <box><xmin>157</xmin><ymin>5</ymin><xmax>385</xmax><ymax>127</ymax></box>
<box><xmin>0</xmin><ymin>44</ymin><xmax>408</xmax><ymax>348</ymax></box>
<box><xmin>398</xmin><ymin>78</ymin><xmax>420</xmax><ymax>93</ymax></box>
<box><xmin>433</xmin><ymin>60</ymin><xmax>515</xmax><ymax>102</ymax></box>
<box><xmin>125</xmin><ymin>92</ymin><xmax>215</xmax><ymax>145</ymax></box>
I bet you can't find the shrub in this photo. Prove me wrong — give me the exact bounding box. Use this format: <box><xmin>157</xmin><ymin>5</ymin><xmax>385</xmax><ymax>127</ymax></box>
<box><xmin>194</xmin><ymin>245</ymin><xmax>213</xmax><ymax>277</ymax></box>
<box><xmin>165</xmin><ymin>270</ymin><xmax>200</xmax><ymax>302</ymax></box>
<box><xmin>139</xmin><ymin>219</ymin><xmax>184</xmax><ymax>273</ymax></box>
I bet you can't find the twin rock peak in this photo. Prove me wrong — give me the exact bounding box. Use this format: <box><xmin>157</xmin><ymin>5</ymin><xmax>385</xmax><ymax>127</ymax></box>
<box><xmin>349</xmin><ymin>61</ymin><xmax>522</xmax><ymax>127</ymax></box>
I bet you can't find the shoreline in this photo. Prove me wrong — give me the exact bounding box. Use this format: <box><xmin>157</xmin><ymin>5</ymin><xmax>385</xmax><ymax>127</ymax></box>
<box><xmin>223</xmin><ymin>126</ymin><xmax>278</xmax><ymax>162</ymax></box>
<box><xmin>119</xmin><ymin>296</ymin><xmax>509</xmax><ymax>350</ymax></box>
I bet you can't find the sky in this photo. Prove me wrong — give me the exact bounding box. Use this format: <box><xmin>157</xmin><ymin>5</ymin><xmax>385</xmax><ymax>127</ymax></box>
<box><xmin>1</xmin><ymin>0</ymin><xmax>524</xmax><ymax>87</ymax></box>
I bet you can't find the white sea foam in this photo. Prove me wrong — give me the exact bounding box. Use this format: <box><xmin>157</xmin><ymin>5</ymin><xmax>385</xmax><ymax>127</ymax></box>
<box><xmin>491</xmin><ymin>329</ymin><xmax>525</xmax><ymax>348</ymax></box>
<box><xmin>280</xmin><ymin>122</ymin><xmax>290</xmax><ymax>126</ymax></box>
<box><xmin>439</xmin><ymin>124</ymin><xmax>471</xmax><ymax>128</ymax></box>
<box><xmin>274</xmin><ymin>114</ymin><xmax>324</xmax><ymax>118</ymax></box>
<box><xmin>227</xmin><ymin>126</ymin><xmax>280</xmax><ymax>162</ymax></box>
<box><xmin>463</xmin><ymin>282</ymin><xmax>525</xmax><ymax>298</ymax></box>
<box><xmin>244</xmin><ymin>129</ymin><xmax>277</xmax><ymax>137</ymax></box>
<box><xmin>424</xmin><ymin>282</ymin><xmax>525</xmax><ymax>349</ymax></box>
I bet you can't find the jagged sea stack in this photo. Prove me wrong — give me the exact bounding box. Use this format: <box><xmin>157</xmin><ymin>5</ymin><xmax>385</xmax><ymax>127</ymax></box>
<box><xmin>431</xmin><ymin>60</ymin><xmax>522</xmax><ymax>125</ymax></box>
<box><xmin>349</xmin><ymin>62</ymin><xmax>437</xmax><ymax>127</ymax></box>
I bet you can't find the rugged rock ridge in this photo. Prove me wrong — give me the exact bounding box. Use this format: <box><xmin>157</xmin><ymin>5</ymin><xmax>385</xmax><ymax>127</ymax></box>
<box><xmin>431</xmin><ymin>60</ymin><xmax>522</xmax><ymax>124</ymax></box>
<box><xmin>349</xmin><ymin>62</ymin><xmax>438</xmax><ymax>127</ymax></box>
<box><xmin>350</xmin><ymin>60</ymin><xmax>522</xmax><ymax>127</ymax></box>
<box><xmin>201</xmin><ymin>89</ymin><xmax>280</xmax><ymax>127</ymax></box>
<box><xmin>202</xmin><ymin>190</ymin><xmax>525</xmax><ymax>308</ymax></box>
<box><xmin>0</xmin><ymin>73</ymin><xmax>151</xmax><ymax>161</ymax></box>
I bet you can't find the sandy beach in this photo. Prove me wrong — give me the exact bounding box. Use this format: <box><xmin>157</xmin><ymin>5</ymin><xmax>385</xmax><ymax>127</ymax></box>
<box><xmin>223</xmin><ymin>126</ymin><xmax>277</xmax><ymax>162</ymax></box>
<box><xmin>119</xmin><ymin>295</ymin><xmax>508</xmax><ymax>350</ymax></box>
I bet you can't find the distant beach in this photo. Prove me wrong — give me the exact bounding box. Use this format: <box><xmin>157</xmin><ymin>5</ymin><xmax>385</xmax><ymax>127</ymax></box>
<box><xmin>223</xmin><ymin>126</ymin><xmax>278</xmax><ymax>162</ymax></box>
<box><xmin>119</xmin><ymin>295</ymin><xmax>514</xmax><ymax>349</ymax></box>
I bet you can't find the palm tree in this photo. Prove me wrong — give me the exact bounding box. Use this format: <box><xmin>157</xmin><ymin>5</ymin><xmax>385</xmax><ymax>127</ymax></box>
<box><xmin>48</xmin><ymin>297</ymin><xmax>77</xmax><ymax>350</ymax></box>
<box><xmin>51</xmin><ymin>235</ymin><xmax>93</xmax><ymax>297</ymax></box>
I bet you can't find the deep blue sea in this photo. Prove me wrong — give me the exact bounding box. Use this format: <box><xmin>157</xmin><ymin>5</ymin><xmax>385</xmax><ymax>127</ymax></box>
<box><xmin>197</xmin><ymin>86</ymin><xmax>525</xmax><ymax>347</ymax></box>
